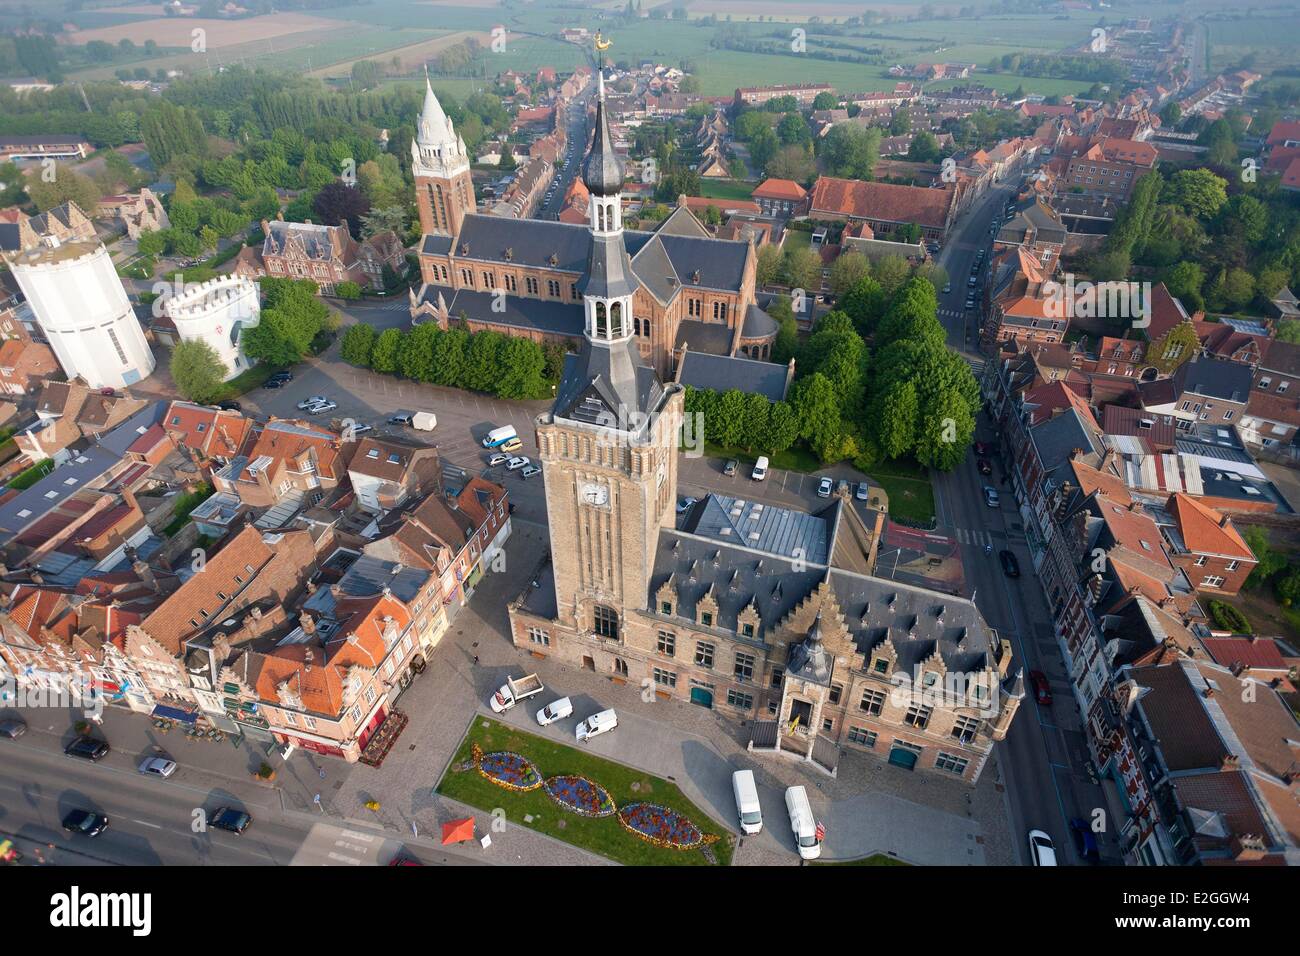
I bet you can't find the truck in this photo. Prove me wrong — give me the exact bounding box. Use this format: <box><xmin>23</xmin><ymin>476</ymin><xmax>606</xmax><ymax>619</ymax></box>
<box><xmin>489</xmin><ymin>673</ymin><xmax>544</xmax><ymax>713</ymax></box>
<box><xmin>412</xmin><ymin>411</ymin><xmax>438</xmax><ymax>432</ymax></box>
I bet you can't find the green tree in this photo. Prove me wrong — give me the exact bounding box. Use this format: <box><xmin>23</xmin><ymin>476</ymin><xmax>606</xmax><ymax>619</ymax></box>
<box><xmin>170</xmin><ymin>340</ymin><xmax>226</xmax><ymax>403</ymax></box>
<box><xmin>763</xmin><ymin>401</ymin><xmax>799</xmax><ymax>454</ymax></box>
<box><xmin>839</xmin><ymin>275</ymin><xmax>888</xmax><ymax>336</ymax></box>
<box><xmin>792</xmin><ymin>373</ymin><xmax>842</xmax><ymax>462</ymax></box>
<box><xmin>768</xmin><ymin>295</ymin><xmax>799</xmax><ymax>365</ymax></box>
<box><xmin>340</xmin><ymin>323</ymin><xmax>376</xmax><ymax>366</ymax></box>
<box><xmin>370</xmin><ymin>328</ymin><xmax>403</xmax><ymax>374</ymax></box>
<box><xmin>755</xmin><ymin>244</ymin><xmax>783</xmax><ymax>286</ymax></box>
<box><xmin>1164</xmin><ymin>168</ymin><xmax>1228</xmax><ymax>220</ymax></box>
<box><xmin>740</xmin><ymin>393</ymin><xmax>770</xmax><ymax>452</ymax></box>
<box><xmin>27</xmin><ymin>166</ymin><xmax>101</xmax><ymax>213</ymax></box>
<box><xmin>782</xmin><ymin>245</ymin><xmax>822</xmax><ymax>293</ymax></box>
<box><xmin>496</xmin><ymin>337</ymin><xmax>548</xmax><ymax>399</ymax></box>
<box><xmin>872</xmin><ymin>255</ymin><xmax>911</xmax><ymax>297</ymax></box>
<box><xmin>829</xmin><ymin>251</ymin><xmax>869</xmax><ymax>299</ymax></box>
<box><xmin>462</xmin><ymin>331</ymin><xmax>504</xmax><ymax>392</ymax></box>
<box><xmin>715</xmin><ymin>389</ymin><xmax>747</xmax><ymax>447</ymax></box>
<box><xmin>873</xmin><ymin>380</ymin><xmax>919</xmax><ymax>460</ymax></box>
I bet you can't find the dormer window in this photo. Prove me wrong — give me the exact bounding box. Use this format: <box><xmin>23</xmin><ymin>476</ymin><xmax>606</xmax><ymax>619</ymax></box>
<box><xmin>660</xmin><ymin>600</ymin><xmax>672</xmax><ymax>615</ymax></box>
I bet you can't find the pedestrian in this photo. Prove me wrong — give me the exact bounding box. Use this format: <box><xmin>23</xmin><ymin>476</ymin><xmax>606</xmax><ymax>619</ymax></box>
<box><xmin>473</xmin><ymin>654</ymin><xmax>479</xmax><ymax>666</ymax></box>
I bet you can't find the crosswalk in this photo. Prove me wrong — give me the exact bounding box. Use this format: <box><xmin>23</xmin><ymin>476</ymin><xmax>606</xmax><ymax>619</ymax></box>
<box><xmin>939</xmin><ymin>308</ymin><xmax>965</xmax><ymax>319</ymax></box>
<box><xmin>953</xmin><ymin>527</ymin><xmax>996</xmax><ymax>549</ymax></box>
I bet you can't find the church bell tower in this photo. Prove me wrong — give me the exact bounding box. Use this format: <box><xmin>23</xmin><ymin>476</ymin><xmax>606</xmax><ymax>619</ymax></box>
<box><xmin>412</xmin><ymin>70</ymin><xmax>474</xmax><ymax>237</ymax></box>
<box><xmin>535</xmin><ymin>44</ymin><xmax>683</xmax><ymax>637</ymax></box>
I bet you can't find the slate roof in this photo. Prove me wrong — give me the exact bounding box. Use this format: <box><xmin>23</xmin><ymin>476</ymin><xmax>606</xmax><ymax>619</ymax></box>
<box><xmin>1175</xmin><ymin>357</ymin><xmax>1252</xmax><ymax>404</ymax></box>
<box><xmin>425</xmin><ymin>286</ymin><xmax>584</xmax><ymax>337</ymax></box>
<box><xmin>1030</xmin><ymin>406</ymin><xmax>1104</xmax><ymax>484</ymax></box>
<box><xmin>552</xmin><ymin>337</ymin><xmax>665</xmax><ymax>426</ymax></box>
<box><xmin>677</xmin><ymin>352</ymin><xmax>788</xmax><ymax>402</ymax></box>
<box><xmin>742</xmin><ymin>303</ymin><xmax>779</xmax><ymax>339</ymax></box>
<box><xmin>648</xmin><ymin>520</ymin><xmax>996</xmax><ymax>674</ymax></box>
<box><xmin>674</xmin><ymin>318</ymin><xmax>734</xmax><ymax>355</ymax></box>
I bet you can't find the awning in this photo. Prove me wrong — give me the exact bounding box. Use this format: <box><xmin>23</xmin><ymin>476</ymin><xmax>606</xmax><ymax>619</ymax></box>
<box><xmin>151</xmin><ymin>704</ymin><xmax>198</xmax><ymax>723</ymax></box>
<box><xmin>441</xmin><ymin>817</ymin><xmax>475</xmax><ymax>845</ymax></box>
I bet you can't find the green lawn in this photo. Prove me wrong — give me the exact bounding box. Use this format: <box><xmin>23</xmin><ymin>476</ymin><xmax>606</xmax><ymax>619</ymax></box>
<box><xmin>866</xmin><ymin>457</ymin><xmax>936</xmax><ymax>527</ymax></box>
<box><xmin>698</xmin><ymin>179</ymin><xmax>757</xmax><ymax>202</ymax></box>
<box><xmin>437</xmin><ymin>717</ymin><xmax>734</xmax><ymax>866</ymax></box>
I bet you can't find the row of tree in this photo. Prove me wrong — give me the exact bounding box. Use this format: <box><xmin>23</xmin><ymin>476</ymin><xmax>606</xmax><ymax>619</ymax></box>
<box><xmin>339</xmin><ymin>322</ymin><xmax>567</xmax><ymax>402</ymax></box>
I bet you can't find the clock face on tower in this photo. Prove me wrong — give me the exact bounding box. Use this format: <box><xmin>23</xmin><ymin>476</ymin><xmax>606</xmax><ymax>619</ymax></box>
<box><xmin>580</xmin><ymin>482</ymin><xmax>609</xmax><ymax>507</ymax></box>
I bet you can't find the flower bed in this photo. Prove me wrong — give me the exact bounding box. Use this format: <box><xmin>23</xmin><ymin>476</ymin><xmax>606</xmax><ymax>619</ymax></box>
<box><xmin>473</xmin><ymin>743</ymin><xmax>542</xmax><ymax>792</ymax></box>
<box><xmin>543</xmin><ymin>775</ymin><xmax>616</xmax><ymax>818</ymax></box>
<box><xmin>617</xmin><ymin>802</ymin><xmax>718</xmax><ymax>850</ymax></box>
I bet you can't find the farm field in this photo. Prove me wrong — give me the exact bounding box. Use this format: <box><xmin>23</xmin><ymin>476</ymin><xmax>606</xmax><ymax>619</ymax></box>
<box><xmin>308</xmin><ymin>29</ymin><xmax>477</xmax><ymax>78</ymax></box>
<box><xmin>1205</xmin><ymin>12</ymin><xmax>1300</xmax><ymax>73</ymax></box>
<box><xmin>928</xmin><ymin>72</ymin><xmax>1096</xmax><ymax>98</ymax></box>
<box><xmin>61</xmin><ymin>13</ymin><xmax>345</xmax><ymax>48</ymax></box>
<box><xmin>694</xmin><ymin>51</ymin><xmax>902</xmax><ymax>96</ymax></box>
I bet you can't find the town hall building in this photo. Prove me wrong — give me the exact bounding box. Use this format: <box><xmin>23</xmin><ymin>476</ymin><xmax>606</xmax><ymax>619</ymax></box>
<box><xmin>504</xmin><ymin>67</ymin><xmax>1024</xmax><ymax>784</ymax></box>
<box><xmin>406</xmin><ymin>73</ymin><xmax>781</xmax><ymax>379</ymax></box>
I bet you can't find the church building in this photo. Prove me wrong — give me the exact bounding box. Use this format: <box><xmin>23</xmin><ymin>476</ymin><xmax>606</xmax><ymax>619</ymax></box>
<box><xmin>504</xmin><ymin>66</ymin><xmax>1023</xmax><ymax>784</ymax></box>
<box><xmin>406</xmin><ymin>72</ymin><xmax>781</xmax><ymax>380</ymax></box>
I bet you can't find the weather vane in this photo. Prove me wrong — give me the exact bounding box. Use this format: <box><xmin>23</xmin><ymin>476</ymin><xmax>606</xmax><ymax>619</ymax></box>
<box><xmin>594</xmin><ymin>31</ymin><xmax>612</xmax><ymax>69</ymax></box>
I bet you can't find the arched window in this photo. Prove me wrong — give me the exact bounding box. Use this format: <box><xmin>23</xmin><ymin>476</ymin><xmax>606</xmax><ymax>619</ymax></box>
<box><xmin>613</xmin><ymin>658</ymin><xmax>629</xmax><ymax>677</ymax></box>
<box><xmin>593</xmin><ymin>605</ymin><xmax>619</xmax><ymax>641</ymax></box>
<box><xmin>610</xmin><ymin>301</ymin><xmax>623</xmax><ymax>337</ymax></box>
<box><xmin>596</xmin><ymin>203</ymin><xmax>606</xmax><ymax>232</ymax></box>
<box><xmin>595</xmin><ymin>301</ymin><xmax>607</xmax><ymax>337</ymax></box>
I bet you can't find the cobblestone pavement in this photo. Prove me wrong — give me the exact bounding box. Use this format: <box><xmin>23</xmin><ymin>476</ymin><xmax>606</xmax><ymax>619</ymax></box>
<box><xmin>320</xmin><ymin>519</ymin><xmax>1015</xmax><ymax>866</ymax></box>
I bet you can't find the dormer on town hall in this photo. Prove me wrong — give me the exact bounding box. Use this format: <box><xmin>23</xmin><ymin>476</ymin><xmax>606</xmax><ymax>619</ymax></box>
<box><xmin>407</xmin><ymin>66</ymin><xmax>782</xmax><ymax>384</ymax></box>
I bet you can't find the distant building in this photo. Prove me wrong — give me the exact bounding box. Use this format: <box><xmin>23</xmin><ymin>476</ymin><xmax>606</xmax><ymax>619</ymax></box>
<box><xmin>733</xmin><ymin>83</ymin><xmax>833</xmax><ymax>108</ymax></box>
<box><xmin>809</xmin><ymin>176</ymin><xmax>957</xmax><ymax>241</ymax></box>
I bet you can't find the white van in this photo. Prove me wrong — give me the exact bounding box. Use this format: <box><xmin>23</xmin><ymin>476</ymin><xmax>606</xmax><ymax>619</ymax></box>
<box><xmin>751</xmin><ymin>455</ymin><xmax>769</xmax><ymax>481</ymax></box>
<box><xmin>732</xmin><ymin>769</ymin><xmax>763</xmax><ymax>835</ymax></box>
<box><xmin>785</xmin><ymin>785</ymin><xmax>821</xmax><ymax>860</ymax></box>
<box><xmin>483</xmin><ymin>425</ymin><xmax>519</xmax><ymax>448</ymax></box>
<box><xmin>575</xmin><ymin>708</ymin><xmax>618</xmax><ymax>743</ymax></box>
<box><xmin>536</xmin><ymin>697</ymin><xmax>573</xmax><ymax>727</ymax></box>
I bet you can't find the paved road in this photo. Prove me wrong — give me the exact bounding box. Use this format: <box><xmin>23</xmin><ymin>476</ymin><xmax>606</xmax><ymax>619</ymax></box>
<box><xmin>930</xmin><ymin>177</ymin><xmax>1115</xmax><ymax>867</ymax></box>
<box><xmin>0</xmin><ymin>710</ymin><xmax>487</xmax><ymax>867</ymax></box>
<box><xmin>538</xmin><ymin>89</ymin><xmax>592</xmax><ymax>220</ymax></box>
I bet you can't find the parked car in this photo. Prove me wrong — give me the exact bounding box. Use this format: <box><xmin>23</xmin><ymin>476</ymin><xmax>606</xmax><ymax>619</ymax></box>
<box><xmin>389</xmin><ymin>412</ymin><xmax>414</xmax><ymax>426</ymax></box>
<box><xmin>488</xmin><ymin>453</ymin><xmax>510</xmax><ymax>467</ymax></box>
<box><xmin>0</xmin><ymin>718</ymin><xmax>27</xmax><ymax>739</ymax></box>
<box><xmin>942</xmin><ymin>282</ymin><xmax>951</xmax><ymax>294</ymax></box>
<box><xmin>974</xmin><ymin>441</ymin><xmax>990</xmax><ymax>456</ymax></box>
<box><xmin>267</xmin><ymin>371</ymin><xmax>292</xmax><ymax>383</ymax></box>
<box><xmin>210</xmin><ymin>807</ymin><xmax>252</xmax><ymax>834</ymax></box>
<box><xmin>65</xmin><ymin>736</ymin><xmax>110</xmax><ymax>761</ymax></box>
<box><xmin>976</xmin><ymin>458</ymin><xmax>992</xmax><ymax>476</ymax></box>
<box><xmin>751</xmin><ymin>456</ymin><xmax>769</xmax><ymax>481</ymax></box>
<box><xmin>216</xmin><ymin>401</ymin><xmax>242</xmax><ymax>412</ymax></box>
<box><xmin>676</xmin><ymin>496</ymin><xmax>698</xmax><ymax>514</ymax></box>
<box><xmin>521</xmin><ymin>464</ymin><xmax>542</xmax><ymax>479</ymax></box>
<box><xmin>536</xmin><ymin>697</ymin><xmax>573</xmax><ymax>727</ymax></box>
<box><xmin>1069</xmin><ymin>817</ymin><xmax>1101</xmax><ymax>864</ymax></box>
<box><xmin>261</xmin><ymin>378</ymin><xmax>286</xmax><ymax>390</ymax></box>
<box><xmin>506</xmin><ymin>456</ymin><xmax>531</xmax><ymax>471</ymax></box>
<box><xmin>137</xmin><ymin>755</ymin><xmax>178</xmax><ymax>778</ymax></box>
<box><xmin>575</xmin><ymin>708</ymin><xmax>618</xmax><ymax>743</ymax></box>
<box><xmin>723</xmin><ymin>459</ymin><xmax>739</xmax><ymax>477</ymax></box>
<box><xmin>306</xmin><ymin>401</ymin><xmax>337</xmax><ymax>414</ymax></box>
<box><xmin>982</xmin><ymin>485</ymin><xmax>1000</xmax><ymax>508</ymax></box>
<box><xmin>62</xmin><ymin>809</ymin><xmax>109</xmax><ymax>838</ymax></box>
<box><xmin>298</xmin><ymin>396</ymin><xmax>329</xmax><ymax>410</ymax></box>
<box><xmin>999</xmin><ymin>549</ymin><xmax>1020</xmax><ymax>578</ymax></box>
<box><xmin>1029</xmin><ymin>670</ymin><xmax>1052</xmax><ymax>706</ymax></box>
<box><xmin>967</xmin><ymin>275</ymin><xmax>977</xmax><ymax>287</ymax></box>
<box><xmin>817</xmin><ymin>477</ymin><xmax>833</xmax><ymax>498</ymax></box>
<box><xmin>855</xmin><ymin>482</ymin><xmax>869</xmax><ymax>501</ymax></box>
<box><xmin>1028</xmin><ymin>829</ymin><xmax>1057</xmax><ymax>866</ymax></box>
<box><xmin>349</xmin><ymin>422</ymin><xmax>374</xmax><ymax>436</ymax></box>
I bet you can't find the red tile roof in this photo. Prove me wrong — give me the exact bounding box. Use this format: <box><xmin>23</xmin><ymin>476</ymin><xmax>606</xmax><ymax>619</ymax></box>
<box><xmin>1199</xmin><ymin>637</ymin><xmax>1287</xmax><ymax>670</ymax></box>
<box><xmin>1167</xmin><ymin>493</ymin><xmax>1253</xmax><ymax>560</ymax></box>
<box><xmin>752</xmin><ymin>178</ymin><xmax>807</xmax><ymax>201</ymax></box>
<box><xmin>810</xmin><ymin>176</ymin><xmax>954</xmax><ymax>230</ymax></box>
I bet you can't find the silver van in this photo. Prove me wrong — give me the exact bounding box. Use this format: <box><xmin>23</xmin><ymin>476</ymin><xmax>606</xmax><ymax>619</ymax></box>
<box><xmin>785</xmin><ymin>785</ymin><xmax>821</xmax><ymax>860</ymax></box>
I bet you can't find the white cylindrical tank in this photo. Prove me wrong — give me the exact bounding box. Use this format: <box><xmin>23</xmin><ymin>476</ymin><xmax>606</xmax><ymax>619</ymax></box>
<box><xmin>161</xmin><ymin>275</ymin><xmax>261</xmax><ymax>380</ymax></box>
<box><xmin>8</xmin><ymin>238</ymin><xmax>155</xmax><ymax>389</ymax></box>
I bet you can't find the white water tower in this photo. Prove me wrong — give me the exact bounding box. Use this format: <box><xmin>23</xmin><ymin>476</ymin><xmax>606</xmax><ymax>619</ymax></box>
<box><xmin>7</xmin><ymin>237</ymin><xmax>155</xmax><ymax>388</ymax></box>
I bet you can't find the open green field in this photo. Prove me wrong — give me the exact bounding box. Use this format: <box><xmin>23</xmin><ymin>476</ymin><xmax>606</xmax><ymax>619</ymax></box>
<box><xmin>698</xmin><ymin>179</ymin><xmax>756</xmax><ymax>201</ymax></box>
<box><xmin>928</xmin><ymin>73</ymin><xmax>1095</xmax><ymax>98</ymax></box>
<box><xmin>437</xmin><ymin>716</ymin><xmax>734</xmax><ymax>866</ymax></box>
<box><xmin>866</xmin><ymin>456</ymin><xmax>936</xmax><ymax>527</ymax></box>
<box><xmin>1205</xmin><ymin>13</ymin><xmax>1300</xmax><ymax>73</ymax></box>
<box><xmin>695</xmin><ymin>51</ymin><xmax>902</xmax><ymax>96</ymax></box>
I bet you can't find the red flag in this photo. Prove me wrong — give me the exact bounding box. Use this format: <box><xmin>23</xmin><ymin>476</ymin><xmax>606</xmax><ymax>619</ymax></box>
<box><xmin>815</xmin><ymin>821</ymin><xmax>826</xmax><ymax>842</ymax></box>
